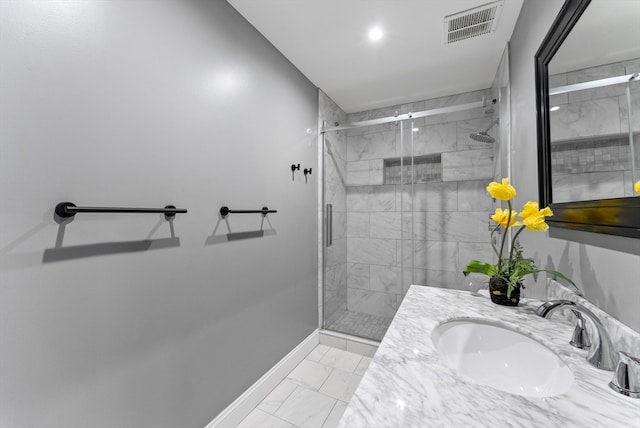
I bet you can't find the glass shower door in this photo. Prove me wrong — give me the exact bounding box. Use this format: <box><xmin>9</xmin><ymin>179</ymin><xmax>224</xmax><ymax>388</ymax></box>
<box><xmin>322</xmin><ymin>117</ymin><xmax>414</xmax><ymax>341</ymax></box>
<box><xmin>322</xmin><ymin>126</ymin><xmax>348</xmax><ymax>335</ymax></box>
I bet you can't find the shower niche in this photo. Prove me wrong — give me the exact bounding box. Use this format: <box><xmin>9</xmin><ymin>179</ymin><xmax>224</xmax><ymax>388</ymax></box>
<box><xmin>383</xmin><ymin>154</ymin><xmax>442</xmax><ymax>184</ymax></box>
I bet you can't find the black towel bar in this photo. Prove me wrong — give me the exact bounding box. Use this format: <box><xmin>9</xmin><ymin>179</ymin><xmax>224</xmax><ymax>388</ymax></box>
<box><xmin>219</xmin><ymin>206</ymin><xmax>277</xmax><ymax>218</ymax></box>
<box><xmin>55</xmin><ymin>202</ymin><xmax>187</xmax><ymax>218</ymax></box>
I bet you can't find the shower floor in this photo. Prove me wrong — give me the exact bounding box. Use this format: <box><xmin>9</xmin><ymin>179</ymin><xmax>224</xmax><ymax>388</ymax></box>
<box><xmin>327</xmin><ymin>310</ymin><xmax>393</xmax><ymax>342</ymax></box>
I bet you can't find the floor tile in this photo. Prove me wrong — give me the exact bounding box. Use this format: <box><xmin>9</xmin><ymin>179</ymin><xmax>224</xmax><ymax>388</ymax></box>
<box><xmin>274</xmin><ymin>387</ymin><xmax>336</xmax><ymax>428</ymax></box>
<box><xmin>318</xmin><ymin>369</ymin><xmax>362</xmax><ymax>402</ymax></box>
<box><xmin>306</xmin><ymin>344</ymin><xmax>331</xmax><ymax>362</ymax></box>
<box><xmin>321</xmin><ymin>401</ymin><xmax>348</xmax><ymax>428</ymax></box>
<box><xmin>237</xmin><ymin>408</ymin><xmax>293</xmax><ymax>428</ymax></box>
<box><xmin>318</xmin><ymin>348</ymin><xmax>363</xmax><ymax>373</ymax></box>
<box><xmin>286</xmin><ymin>359</ymin><xmax>333</xmax><ymax>390</ymax></box>
<box><xmin>354</xmin><ymin>356</ymin><xmax>372</xmax><ymax>376</ymax></box>
<box><xmin>257</xmin><ymin>380</ymin><xmax>298</xmax><ymax>414</ymax></box>
<box><xmin>234</xmin><ymin>345</ymin><xmax>372</xmax><ymax>428</ymax></box>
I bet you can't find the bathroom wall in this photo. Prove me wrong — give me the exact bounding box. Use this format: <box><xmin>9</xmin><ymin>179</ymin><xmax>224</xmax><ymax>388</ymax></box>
<box><xmin>549</xmin><ymin>59</ymin><xmax>640</xmax><ymax>202</ymax></box>
<box><xmin>509</xmin><ymin>0</ymin><xmax>640</xmax><ymax>332</ymax></box>
<box><xmin>319</xmin><ymin>91</ymin><xmax>348</xmax><ymax>327</ymax></box>
<box><xmin>342</xmin><ymin>91</ymin><xmax>496</xmax><ymax>319</ymax></box>
<box><xmin>0</xmin><ymin>1</ymin><xmax>318</xmax><ymax>427</ymax></box>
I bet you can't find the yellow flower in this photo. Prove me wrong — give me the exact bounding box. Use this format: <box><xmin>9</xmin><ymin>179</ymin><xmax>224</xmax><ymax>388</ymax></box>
<box><xmin>491</xmin><ymin>208</ymin><xmax>521</xmax><ymax>229</ymax></box>
<box><xmin>518</xmin><ymin>201</ymin><xmax>552</xmax><ymax>232</ymax></box>
<box><xmin>522</xmin><ymin>213</ymin><xmax>549</xmax><ymax>231</ymax></box>
<box><xmin>635</xmin><ymin>180</ymin><xmax>640</xmax><ymax>193</ymax></box>
<box><xmin>519</xmin><ymin>201</ymin><xmax>553</xmax><ymax>220</ymax></box>
<box><xmin>519</xmin><ymin>201</ymin><xmax>539</xmax><ymax>220</ymax></box>
<box><xmin>486</xmin><ymin>178</ymin><xmax>516</xmax><ymax>201</ymax></box>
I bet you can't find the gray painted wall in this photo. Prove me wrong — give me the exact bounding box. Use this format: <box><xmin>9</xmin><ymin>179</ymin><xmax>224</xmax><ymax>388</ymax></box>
<box><xmin>0</xmin><ymin>1</ymin><xmax>318</xmax><ymax>427</ymax></box>
<box><xmin>509</xmin><ymin>0</ymin><xmax>640</xmax><ymax>331</ymax></box>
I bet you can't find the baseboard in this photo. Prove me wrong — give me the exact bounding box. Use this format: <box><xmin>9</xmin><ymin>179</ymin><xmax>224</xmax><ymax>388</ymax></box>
<box><xmin>204</xmin><ymin>329</ymin><xmax>319</xmax><ymax>428</ymax></box>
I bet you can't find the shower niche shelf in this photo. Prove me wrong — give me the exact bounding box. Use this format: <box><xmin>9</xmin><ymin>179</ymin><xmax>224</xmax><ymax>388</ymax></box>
<box><xmin>383</xmin><ymin>154</ymin><xmax>442</xmax><ymax>184</ymax></box>
<box><xmin>551</xmin><ymin>132</ymin><xmax>638</xmax><ymax>175</ymax></box>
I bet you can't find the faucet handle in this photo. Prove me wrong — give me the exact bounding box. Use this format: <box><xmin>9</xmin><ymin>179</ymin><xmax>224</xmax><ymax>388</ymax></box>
<box><xmin>609</xmin><ymin>351</ymin><xmax>640</xmax><ymax>398</ymax></box>
<box><xmin>569</xmin><ymin>309</ymin><xmax>591</xmax><ymax>350</ymax></box>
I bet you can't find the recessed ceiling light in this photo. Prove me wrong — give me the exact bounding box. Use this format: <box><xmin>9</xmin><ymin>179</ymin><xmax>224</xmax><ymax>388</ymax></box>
<box><xmin>550</xmin><ymin>106</ymin><xmax>560</xmax><ymax>112</ymax></box>
<box><xmin>412</xmin><ymin>127</ymin><xmax>419</xmax><ymax>132</ymax></box>
<box><xmin>368</xmin><ymin>27</ymin><xmax>383</xmax><ymax>41</ymax></box>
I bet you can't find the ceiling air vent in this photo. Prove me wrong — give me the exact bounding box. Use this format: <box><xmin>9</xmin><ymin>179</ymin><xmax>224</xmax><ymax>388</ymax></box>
<box><xmin>444</xmin><ymin>1</ymin><xmax>503</xmax><ymax>44</ymax></box>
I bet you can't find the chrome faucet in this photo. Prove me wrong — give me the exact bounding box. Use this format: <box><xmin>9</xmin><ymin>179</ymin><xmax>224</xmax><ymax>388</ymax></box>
<box><xmin>610</xmin><ymin>351</ymin><xmax>640</xmax><ymax>398</ymax></box>
<box><xmin>535</xmin><ymin>300</ymin><xmax>619</xmax><ymax>371</ymax></box>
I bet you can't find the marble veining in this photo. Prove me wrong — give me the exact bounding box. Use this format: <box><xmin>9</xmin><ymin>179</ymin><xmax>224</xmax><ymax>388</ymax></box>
<box><xmin>347</xmin><ymin>263</ymin><xmax>370</xmax><ymax>290</ymax></box>
<box><xmin>424</xmin><ymin>269</ymin><xmax>465</xmax><ymax>290</ymax></box>
<box><xmin>369</xmin><ymin>265</ymin><xmax>401</xmax><ymax>294</ymax></box>
<box><xmin>407</xmin><ymin>122</ymin><xmax>457</xmax><ymax>156</ymax></box>
<box><xmin>399</xmin><ymin>182</ymin><xmax>459</xmax><ymax>212</ymax></box>
<box><xmin>421</xmin><ymin>211</ymin><xmax>491</xmax><ymax>242</ymax></box>
<box><xmin>338</xmin><ymin>286</ymin><xmax>639</xmax><ymax>428</ymax></box>
<box><xmin>347</xmin><ymin>288</ymin><xmax>400</xmax><ymax>319</ymax></box>
<box><xmin>550</xmin><ymin>97</ymin><xmax>622</xmax><ymax>141</ymax></box>
<box><xmin>457</xmin><ymin>179</ymin><xmax>495</xmax><ymax>212</ymax></box>
<box><xmin>566</xmin><ymin>62</ymin><xmax>627</xmax><ymax>104</ymax></box>
<box><xmin>441</xmin><ymin>148</ymin><xmax>494</xmax><ymax>182</ymax></box>
<box><xmin>620</xmin><ymin>90</ymin><xmax>640</xmax><ymax>133</ymax></box>
<box><xmin>552</xmin><ymin>170</ymin><xmax>626</xmax><ymax>202</ymax></box>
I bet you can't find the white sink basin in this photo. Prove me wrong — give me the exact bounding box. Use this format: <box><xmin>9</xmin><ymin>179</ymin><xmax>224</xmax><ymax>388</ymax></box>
<box><xmin>432</xmin><ymin>319</ymin><xmax>574</xmax><ymax>397</ymax></box>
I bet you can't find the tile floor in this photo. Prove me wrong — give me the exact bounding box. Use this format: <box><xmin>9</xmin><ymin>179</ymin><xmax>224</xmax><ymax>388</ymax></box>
<box><xmin>235</xmin><ymin>344</ymin><xmax>372</xmax><ymax>428</ymax></box>
<box><xmin>327</xmin><ymin>310</ymin><xmax>392</xmax><ymax>341</ymax></box>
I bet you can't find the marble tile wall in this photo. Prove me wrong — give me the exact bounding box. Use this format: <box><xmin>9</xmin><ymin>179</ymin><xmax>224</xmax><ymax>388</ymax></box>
<box><xmin>342</xmin><ymin>90</ymin><xmax>496</xmax><ymax>319</ymax></box>
<box><xmin>320</xmin><ymin>91</ymin><xmax>348</xmax><ymax>327</ymax></box>
<box><xmin>550</xmin><ymin>58</ymin><xmax>640</xmax><ymax>202</ymax></box>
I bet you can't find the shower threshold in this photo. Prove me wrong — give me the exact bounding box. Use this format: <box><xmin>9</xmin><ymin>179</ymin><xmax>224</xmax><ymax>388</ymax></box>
<box><xmin>327</xmin><ymin>310</ymin><xmax>393</xmax><ymax>342</ymax></box>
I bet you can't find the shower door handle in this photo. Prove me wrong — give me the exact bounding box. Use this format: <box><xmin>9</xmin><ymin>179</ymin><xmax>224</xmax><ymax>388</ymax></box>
<box><xmin>326</xmin><ymin>204</ymin><xmax>333</xmax><ymax>247</ymax></box>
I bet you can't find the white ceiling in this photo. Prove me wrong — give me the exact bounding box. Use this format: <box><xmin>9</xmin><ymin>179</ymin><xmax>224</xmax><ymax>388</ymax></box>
<box><xmin>227</xmin><ymin>0</ymin><xmax>524</xmax><ymax>113</ymax></box>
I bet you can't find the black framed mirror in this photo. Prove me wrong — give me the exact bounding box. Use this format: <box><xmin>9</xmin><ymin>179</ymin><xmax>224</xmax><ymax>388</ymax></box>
<box><xmin>535</xmin><ymin>0</ymin><xmax>640</xmax><ymax>239</ymax></box>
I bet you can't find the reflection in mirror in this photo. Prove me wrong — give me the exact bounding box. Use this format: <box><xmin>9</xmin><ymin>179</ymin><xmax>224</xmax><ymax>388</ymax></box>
<box><xmin>547</xmin><ymin>0</ymin><xmax>640</xmax><ymax>203</ymax></box>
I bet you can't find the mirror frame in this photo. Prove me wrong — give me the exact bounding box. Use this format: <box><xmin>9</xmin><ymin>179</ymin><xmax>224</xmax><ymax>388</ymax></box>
<box><xmin>535</xmin><ymin>0</ymin><xmax>640</xmax><ymax>239</ymax></box>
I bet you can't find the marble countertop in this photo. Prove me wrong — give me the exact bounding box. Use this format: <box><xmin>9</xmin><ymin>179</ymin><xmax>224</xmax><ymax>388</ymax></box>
<box><xmin>338</xmin><ymin>286</ymin><xmax>640</xmax><ymax>428</ymax></box>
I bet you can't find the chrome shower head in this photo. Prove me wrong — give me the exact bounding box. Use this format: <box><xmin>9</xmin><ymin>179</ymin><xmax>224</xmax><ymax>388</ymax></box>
<box><xmin>469</xmin><ymin>118</ymin><xmax>499</xmax><ymax>144</ymax></box>
<box><xmin>469</xmin><ymin>131</ymin><xmax>495</xmax><ymax>143</ymax></box>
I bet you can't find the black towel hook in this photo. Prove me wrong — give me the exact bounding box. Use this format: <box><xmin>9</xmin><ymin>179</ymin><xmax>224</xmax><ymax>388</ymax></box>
<box><xmin>303</xmin><ymin>167</ymin><xmax>312</xmax><ymax>184</ymax></box>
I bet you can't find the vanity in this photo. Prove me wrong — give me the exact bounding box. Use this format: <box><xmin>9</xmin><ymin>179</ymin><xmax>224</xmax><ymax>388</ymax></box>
<box><xmin>337</xmin><ymin>285</ymin><xmax>639</xmax><ymax>427</ymax></box>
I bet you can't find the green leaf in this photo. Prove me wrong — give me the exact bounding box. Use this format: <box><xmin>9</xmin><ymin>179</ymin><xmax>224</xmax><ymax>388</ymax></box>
<box><xmin>462</xmin><ymin>260</ymin><xmax>497</xmax><ymax>277</ymax></box>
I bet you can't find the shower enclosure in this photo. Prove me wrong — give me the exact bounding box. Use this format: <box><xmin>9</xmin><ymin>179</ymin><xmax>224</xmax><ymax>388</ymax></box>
<box><xmin>320</xmin><ymin>90</ymin><xmax>501</xmax><ymax>341</ymax></box>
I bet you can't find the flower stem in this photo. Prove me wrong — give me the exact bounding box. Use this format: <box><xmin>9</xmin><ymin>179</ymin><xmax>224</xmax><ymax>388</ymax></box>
<box><xmin>509</xmin><ymin>225</ymin><xmax>526</xmax><ymax>262</ymax></box>
<box><xmin>490</xmin><ymin>224</ymin><xmax>501</xmax><ymax>258</ymax></box>
<box><xmin>496</xmin><ymin>200</ymin><xmax>511</xmax><ymax>274</ymax></box>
